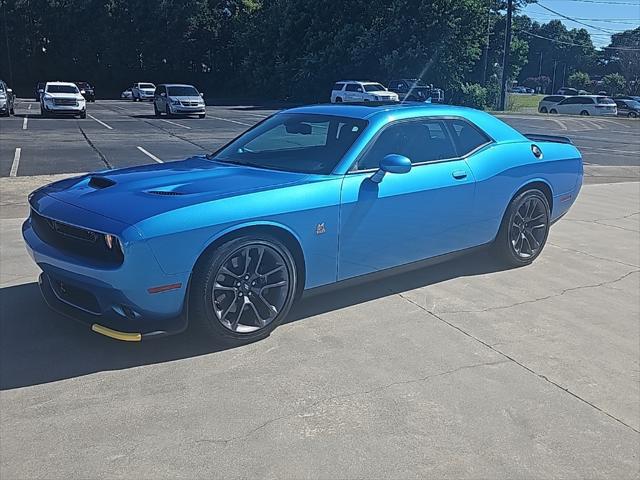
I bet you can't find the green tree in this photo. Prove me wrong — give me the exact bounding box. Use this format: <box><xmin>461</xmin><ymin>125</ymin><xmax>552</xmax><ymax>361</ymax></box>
<box><xmin>602</xmin><ymin>73</ymin><xmax>626</xmax><ymax>96</ymax></box>
<box><xmin>567</xmin><ymin>71</ymin><xmax>590</xmax><ymax>91</ymax></box>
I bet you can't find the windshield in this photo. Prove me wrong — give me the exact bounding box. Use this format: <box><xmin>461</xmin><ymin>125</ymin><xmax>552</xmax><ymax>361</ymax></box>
<box><xmin>168</xmin><ymin>86</ymin><xmax>199</xmax><ymax>97</ymax></box>
<box><xmin>76</xmin><ymin>82</ymin><xmax>91</xmax><ymax>88</ymax></box>
<box><xmin>139</xmin><ymin>83</ymin><xmax>155</xmax><ymax>89</ymax></box>
<box><xmin>363</xmin><ymin>84</ymin><xmax>386</xmax><ymax>92</ymax></box>
<box><xmin>211</xmin><ymin>113</ymin><xmax>368</xmax><ymax>174</ymax></box>
<box><xmin>46</xmin><ymin>85</ymin><xmax>79</xmax><ymax>94</ymax></box>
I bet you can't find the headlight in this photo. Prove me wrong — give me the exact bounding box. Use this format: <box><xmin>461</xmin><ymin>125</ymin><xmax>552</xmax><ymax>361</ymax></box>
<box><xmin>80</xmin><ymin>90</ymin><xmax>86</xmax><ymax>94</ymax></box>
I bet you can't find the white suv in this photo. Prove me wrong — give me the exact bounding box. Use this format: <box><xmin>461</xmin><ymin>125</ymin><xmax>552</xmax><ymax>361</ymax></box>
<box><xmin>330</xmin><ymin>81</ymin><xmax>399</xmax><ymax>103</ymax></box>
<box><xmin>40</xmin><ymin>82</ymin><xmax>86</xmax><ymax>118</ymax></box>
<box><xmin>132</xmin><ymin>82</ymin><xmax>156</xmax><ymax>101</ymax></box>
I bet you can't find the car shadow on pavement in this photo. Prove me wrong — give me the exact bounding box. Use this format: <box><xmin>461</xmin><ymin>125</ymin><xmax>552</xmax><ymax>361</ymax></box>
<box><xmin>0</xmin><ymin>250</ymin><xmax>507</xmax><ymax>390</ymax></box>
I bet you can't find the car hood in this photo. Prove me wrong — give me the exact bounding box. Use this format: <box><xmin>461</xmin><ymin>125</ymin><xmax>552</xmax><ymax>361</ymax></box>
<box><xmin>370</xmin><ymin>91</ymin><xmax>396</xmax><ymax>96</ymax></box>
<box><xmin>43</xmin><ymin>156</ymin><xmax>313</xmax><ymax>225</ymax></box>
<box><xmin>170</xmin><ymin>96</ymin><xmax>203</xmax><ymax>102</ymax></box>
<box><xmin>45</xmin><ymin>92</ymin><xmax>82</xmax><ymax>99</ymax></box>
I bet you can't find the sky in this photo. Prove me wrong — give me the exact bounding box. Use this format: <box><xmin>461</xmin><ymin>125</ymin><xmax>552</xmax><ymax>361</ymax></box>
<box><xmin>521</xmin><ymin>0</ymin><xmax>640</xmax><ymax>48</ymax></box>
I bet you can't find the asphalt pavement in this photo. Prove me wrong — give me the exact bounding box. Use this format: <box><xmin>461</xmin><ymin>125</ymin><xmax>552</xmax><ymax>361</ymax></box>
<box><xmin>0</xmin><ymin>99</ymin><xmax>638</xmax><ymax>182</ymax></box>
<box><xmin>0</xmin><ymin>99</ymin><xmax>638</xmax><ymax>479</ymax></box>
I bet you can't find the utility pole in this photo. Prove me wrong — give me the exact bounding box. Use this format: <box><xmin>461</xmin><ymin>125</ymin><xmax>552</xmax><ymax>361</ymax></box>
<box><xmin>2</xmin><ymin>0</ymin><xmax>13</xmax><ymax>86</ymax></box>
<box><xmin>481</xmin><ymin>1</ymin><xmax>491</xmax><ymax>85</ymax></box>
<box><xmin>499</xmin><ymin>0</ymin><xmax>513</xmax><ymax>111</ymax></box>
<box><xmin>551</xmin><ymin>60</ymin><xmax>558</xmax><ymax>94</ymax></box>
<box><xmin>538</xmin><ymin>52</ymin><xmax>543</xmax><ymax>77</ymax></box>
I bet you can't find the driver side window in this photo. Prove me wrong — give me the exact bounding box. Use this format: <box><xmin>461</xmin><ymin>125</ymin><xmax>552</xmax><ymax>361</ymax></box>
<box><xmin>355</xmin><ymin>119</ymin><xmax>457</xmax><ymax>170</ymax></box>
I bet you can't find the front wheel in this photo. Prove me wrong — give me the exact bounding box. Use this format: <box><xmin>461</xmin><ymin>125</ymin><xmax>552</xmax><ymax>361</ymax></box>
<box><xmin>198</xmin><ymin>113</ymin><xmax>206</xmax><ymax>119</ymax></box>
<box><xmin>580</xmin><ymin>110</ymin><xmax>589</xmax><ymax>116</ymax></box>
<box><xmin>628</xmin><ymin>111</ymin><xmax>638</xmax><ymax>118</ymax></box>
<box><xmin>539</xmin><ymin>106</ymin><xmax>547</xmax><ymax>113</ymax></box>
<box><xmin>190</xmin><ymin>235</ymin><xmax>298</xmax><ymax>344</ymax></box>
<box><xmin>549</xmin><ymin>109</ymin><xmax>557</xmax><ymax>114</ymax></box>
<box><xmin>153</xmin><ymin>103</ymin><xmax>161</xmax><ymax>117</ymax></box>
<box><xmin>79</xmin><ymin>110</ymin><xmax>86</xmax><ymax>119</ymax></box>
<box><xmin>493</xmin><ymin>189</ymin><xmax>550</xmax><ymax>267</ymax></box>
<box><xmin>335</xmin><ymin>97</ymin><xmax>342</xmax><ymax>103</ymax></box>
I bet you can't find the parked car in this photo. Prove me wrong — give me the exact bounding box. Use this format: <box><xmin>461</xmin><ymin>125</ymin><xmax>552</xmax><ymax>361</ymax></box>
<box><xmin>131</xmin><ymin>82</ymin><xmax>156</xmax><ymax>101</ymax></box>
<box><xmin>538</xmin><ymin>95</ymin><xmax>568</xmax><ymax>113</ymax></box>
<box><xmin>75</xmin><ymin>82</ymin><xmax>95</xmax><ymax>102</ymax></box>
<box><xmin>331</xmin><ymin>81</ymin><xmax>399</xmax><ymax>103</ymax></box>
<box><xmin>34</xmin><ymin>82</ymin><xmax>45</xmax><ymax>101</ymax></box>
<box><xmin>121</xmin><ymin>88</ymin><xmax>133</xmax><ymax>100</ymax></box>
<box><xmin>23</xmin><ymin>103</ymin><xmax>583</xmax><ymax>343</ymax></box>
<box><xmin>557</xmin><ymin>87</ymin><xmax>578</xmax><ymax>96</ymax></box>
<box><xmin>614</xmin><ymin>99</ymin><xmax>640</xmax><ymax>118</ymax></box>
<box><xmin>387</xmin><ymin>79</ymin><xmax>444</xmax><ymax>103</ymax></box>
<box><xmin>549</xmin><ymin>95</ymin><xmax>617</xmax><ymax>116</ymax></box>
<box><xmin>616</xmin><ymin>95</ymin><xmax>640</xmax><ymax>103</ymax></box>
<box><xmin>0</xmin><ymin>79</ymin><xmax>15</xmax><ymax>117</ymax></box>
<box><xmin>153</xmin><ymin>84</ymin><xmax>206</xmax><ymax>118</ymax></box>
<box><xmin>40</xmin><ymin>81</ymin><xmax>86</xmax><ymax>118</ymax></box>
<box><xmin>512</xmin><ymin>86</ymin><xmax>527</xmax><ymax>94</ymax></box>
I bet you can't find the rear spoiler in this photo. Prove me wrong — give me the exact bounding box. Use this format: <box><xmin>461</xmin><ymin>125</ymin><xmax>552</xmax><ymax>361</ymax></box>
<box><xmin>524</xmin><ymin>133</ymin><xmax>573</xmax><ymax>145</ymax></box>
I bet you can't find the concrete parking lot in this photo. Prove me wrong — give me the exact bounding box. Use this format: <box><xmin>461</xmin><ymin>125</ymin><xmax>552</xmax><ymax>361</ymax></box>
<box><xmin>0</xmin><ymin>100</ymin><xmax>639</xmax><ymax>479</ymax></box>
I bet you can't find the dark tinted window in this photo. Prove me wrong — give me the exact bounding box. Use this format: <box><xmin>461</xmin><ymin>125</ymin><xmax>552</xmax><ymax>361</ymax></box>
<box><xmin>542</xmin><ymin>96</ymin><xmax>564</xmax><ymax>102</ymax></box>
<box><xmin>213</xmin><ymin>113</ymin><xmax>367</xmax><ymax>174</ymax></box>
<box><xmin>580</xmin><ymin>97</ymin><xmax>595</xmax><ymax>104</ymax></box>
<box><xmin>156</xmin><ymin>85</ymin><xmax>165</xmax><ymax>95</ymax></box>
<box><xmin>560</xmin><ymin>97</ymin><xmax>581</xmax><ymax>105</ymax></box>
<box><xmin>447</xmin><ymin>119</ymin><xmax>490</xmax><ymax>156</ymax></box>
<box><xmin>596</xmin><ymin>96</ymin><xmax>614</xmax><ymax>105</ymax></box>
<box><xmin>356</xmin><ymin>119</ymin><xmax>457</xmax><ymax>170</ymax></box>
<box><xmin>345</xmin><ymin>84</ymin><xmax>361</xmax><ymax>92</ymax></box>
<box><xmin>167</xmin><ymin>86</ymin><xmax>199</xmax><ymax>96</ymax></box>
<box><xmin>46</xmin><ymin>84</ymin><xmax>79</xmax><ymax>94</ymax></box>
<box><xmin>332</xmin><ymin>83</ymin><xmax>345</xmax><ymax>91</ymax></box>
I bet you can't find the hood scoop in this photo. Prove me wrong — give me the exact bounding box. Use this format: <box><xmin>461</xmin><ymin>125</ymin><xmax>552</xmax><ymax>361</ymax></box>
<box><xmin>88</xmin><ymin>176</ymin><xmax>116</xmax><ymax>189</ymax></box>
<box><xmin>147</xmin><ymin>190</ymin><xmax>186</xmax><ymax>196</ymax></box>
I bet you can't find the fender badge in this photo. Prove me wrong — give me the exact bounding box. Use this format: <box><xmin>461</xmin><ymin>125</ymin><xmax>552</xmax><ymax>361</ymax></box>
<box><xmin>316</xmin><ymin>223</ymin><xmax>326</xmax><ymax>235</ymax></box>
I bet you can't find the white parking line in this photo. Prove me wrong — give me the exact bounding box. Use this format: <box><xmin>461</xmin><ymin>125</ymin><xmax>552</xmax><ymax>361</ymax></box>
<box><xmin>206</xmin><ymin>115</ymin><xmax>252</xmax><ymax>127</ymax></box>
<box><xmin>22</xmin><ymin>117</ymin><xmax>28</xmax><ymax>130</ymax></box>
<box><xmin>159</xmin><ymin>119</ymin><xmax>191</xmax><ymax>129</ymax></box>
<box><xmin>88</xmin><ymin>114</ymin><xmax>113</xmax><ymax>130</ymax></box>
<box><xmin>137</xmin><ymin>146</ymin><xmax>163</xmax><ymax>163</ymax></box>
<box><xmin>10</xmin><ymin>148</ymin><xmax>21</xmax><ymax>177</ymax></box>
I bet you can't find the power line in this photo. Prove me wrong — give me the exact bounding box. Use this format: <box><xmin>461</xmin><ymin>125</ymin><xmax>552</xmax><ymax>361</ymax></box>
<box><xmin>544</xmin><ymin>0</ymin><xmax>640</xmax><ymax>5</ymax></box>
<box><xmin>535</xmin><ymin>2</ymin><xmax>619</xmax><ymax>33</ymax></box>
<box><xmin>521</xmin><ymin>30</ymin><xmax>640</xmax><ymax>50</ymax></box>
<box><xmin>525</xmin><ymin>11</ymin><xmax>639</xmax><ymax>23</ymax></box>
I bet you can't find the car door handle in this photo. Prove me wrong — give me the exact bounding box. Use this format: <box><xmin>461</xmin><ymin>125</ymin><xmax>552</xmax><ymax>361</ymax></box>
<box><xmin>452</xmin><ymin>170</ymin><xmax>468</xmax><ymax>180</ymax></box>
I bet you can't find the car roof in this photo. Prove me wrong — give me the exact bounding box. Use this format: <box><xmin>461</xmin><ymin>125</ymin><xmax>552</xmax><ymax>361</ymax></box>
<box><xmin>335</xmin><ymin>80</ymin><xmax>381</xmax><ymax>84</ymax></box>
<box><xmin>159</xmin><ymin>84</ymin><xmax>197</xmax><ymax>88</ymax></box>
<box><xmin>45</xmin><ymin>81</ymin><xmax>77</xmax><ymax>87</ymax></box>
<box><xmin>283</xmin><ymin>102</ymin><xmax>523</xmax><ymax>143</ymax></box>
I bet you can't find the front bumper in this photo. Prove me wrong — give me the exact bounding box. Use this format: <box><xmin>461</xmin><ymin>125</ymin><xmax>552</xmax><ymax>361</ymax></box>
<box><xmin>22</xmin><ymin>198</ymin><xmax>190</xmax><ymax>340</ymax></box>
<box><xmin>170</xmin><ymin>105</ymin><xmax>206</xmax><ymax>115</ymax></box>
<box><xmin>43</xmin><ymin>103</ymin><xmax>85</xmax><ymax>114</ymax></box>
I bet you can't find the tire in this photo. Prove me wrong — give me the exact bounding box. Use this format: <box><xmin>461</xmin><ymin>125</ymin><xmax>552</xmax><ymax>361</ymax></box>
<box><xmin>190</xmin><ymin>234</ymin><xmax>298</xmax><ymax>344</ymax></box>
<box><xmin>549</xmin><ymin>109</ymin><xmax>557</xmax><ymax>114</ymax></box>
<box><xmin>628</xmin><ymin>112</ymin><xmax>638</xmax><ymax>118</ymax></box>
<box><xmin>165</xmin><ymin>104</ymin><xmax>172</xmax><ymax>118</ymax></box>
<box><xmin>493</xmin><ymin>189</ymin><xmax>550</xmax><ymax>268</ymax></box>
<box><xmin>198</xmin><ymin>113</ymin><xmax>206</xmax><ymax>119</ymax></box>
<box><xmin>539</xmin><ymin>106</ymin><xmax>547</xmax><ymax>113</ymax></box>
<box><xmin>335</xmin><ymin>97</ymin><xmax>342</xmax><ymax>103</ymax></box>
<box><xmin>153</xmin><ymin>103</ymin><xmax>161</xmax><ymax>117</ymax></box>
<box><xmin>580</xmin><ymin>110</ymin><xmax>589</xmax><ymax>116</ymax></box>
<box><xmin>79</xmin><ymin>110</ymin><xmax>86</xmax><ymax>119</ymax></box>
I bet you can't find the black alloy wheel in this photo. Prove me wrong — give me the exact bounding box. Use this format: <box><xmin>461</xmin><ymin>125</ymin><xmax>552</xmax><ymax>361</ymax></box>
<box><xmin>494</xmin><ymin>189</ymin><xmax>550</xmax><ymax>267</ymax></box>
<box><xmin>191</xmin><ymin>235</ymin><xmax>297</xmax><ymax>343</ymax></box>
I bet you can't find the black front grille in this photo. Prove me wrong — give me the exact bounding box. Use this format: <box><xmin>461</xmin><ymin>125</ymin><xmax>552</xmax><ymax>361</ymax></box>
<box><xmin>50</xmin><ymin>276</ymin><xmax>101</xmax><ymax>314</ymax></box>
<box><xmin>31</xmin><ymin>209</ymin><xmax>124</xmax><ymax>266</ymax></box>
<box><xmin>53</xmin><ymin>98</ymin><xmax>78</xmax><ymax>106</ymax></box>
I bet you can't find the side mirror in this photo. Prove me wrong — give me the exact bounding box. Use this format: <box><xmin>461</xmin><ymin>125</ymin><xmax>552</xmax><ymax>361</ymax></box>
<box><xmin>6</xmin><ymin>88</ymin><xmax>12</xmax><ymax>94</ymax></box>
<box><xmin>370</xmin><ymin>154</ymin><xmax>412</xmax><ymax>183</ymax></box>
<box><xmin>160</xmin><ymin>92</ymin><xmax>166</xmax><ymax>97</ymax></box>
<box><xmin>200</xmin><ymin>92</ymin><xmax>204</xmax><ymax>98</ymax></box>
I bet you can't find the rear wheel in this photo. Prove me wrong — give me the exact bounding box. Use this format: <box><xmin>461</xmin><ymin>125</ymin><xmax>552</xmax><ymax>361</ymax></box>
<box><xmin>580</xmin><ymin>110</ymin><xmax>589</xmax><ymax>116</ymax></box>
<box><xmin>335</xmin><ymin>97</ymin><xmax>342</xmax><ymax>103</ymax></box>
<box><xmin>493</xmin><ymin>189</ymin><xmax>550</xmax><ymax>267</ymax></box>
<box><xmin>190</xmin><ymin>235</ymin><xmax>298</xmax><ymax>344</ymax></box>
<box><xmin>549</xmin><ymin>108</ymin><xmax>557</xmax><ymax>114</ymax></box>
<box><xmin>628</xmin><ymin>111</ymin><xmax>638</xmax><ymax>118</ymax></box>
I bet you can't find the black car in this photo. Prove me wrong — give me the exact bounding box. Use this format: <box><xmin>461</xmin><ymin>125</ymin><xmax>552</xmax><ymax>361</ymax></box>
<box><xmin>35</xmin><ymin>82</ymin><xmax>45</xmax><ymax>101</ymax></box>
<box><xmin>388</xmin><ymin>79</ymin><xmax>444</xmax><ymax>103</ymax></box>
<box><xmin>75</xmin><ymin>82</ymin><xmax>95</xmax><ymax>102</ymax></box>
<box><xmin>614</xmin><ymin>99</ymin><xmax>640</xmax><ymax>118</ymax></box>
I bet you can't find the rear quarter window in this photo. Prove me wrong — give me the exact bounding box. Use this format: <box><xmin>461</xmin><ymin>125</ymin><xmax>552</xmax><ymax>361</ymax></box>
<box><xmin>447</xmin><ymin>119</ymin><xmax>490</xmax><ymax>156</ymax></box>
<box><xmin>332</xmin><ymin>83</ymin><xmax>344</xmax><ymax>91</ymax></box>
<box><xmin>596</xmin><ymin>97</ymin><xmax>615</xmax><ymax>104</ymax></box>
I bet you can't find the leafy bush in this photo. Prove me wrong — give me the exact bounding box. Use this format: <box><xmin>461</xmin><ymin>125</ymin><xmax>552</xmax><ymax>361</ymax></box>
<box><xmin>453</xmin><ymin>83</ymin><xmax>489</xmax><ymax>109</ymax></box>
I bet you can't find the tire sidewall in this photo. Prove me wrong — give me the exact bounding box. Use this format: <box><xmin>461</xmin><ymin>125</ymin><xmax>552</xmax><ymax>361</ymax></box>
<box><xmin>191</xmin><ymin>235</ymin><xmax>298</xmax><ymax>343</ymax></box>
<box><xmin>497</xmin><ymin>189</ymin><xmax>550</xmax><ymax>267</ymax></box>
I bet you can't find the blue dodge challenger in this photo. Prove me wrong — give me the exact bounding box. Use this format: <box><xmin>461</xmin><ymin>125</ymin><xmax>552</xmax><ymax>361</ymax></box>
<box><xmin>23</xmin><ymin>102</ymin><xmax>583</xmax><ymax>342</ymax></box>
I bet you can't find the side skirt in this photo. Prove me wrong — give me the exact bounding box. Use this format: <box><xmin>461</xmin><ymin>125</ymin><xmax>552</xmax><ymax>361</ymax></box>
<box><xmin>301</xmin><ymin>242</ymin><xmax>492</xmax><ymax>299</ymax></box>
